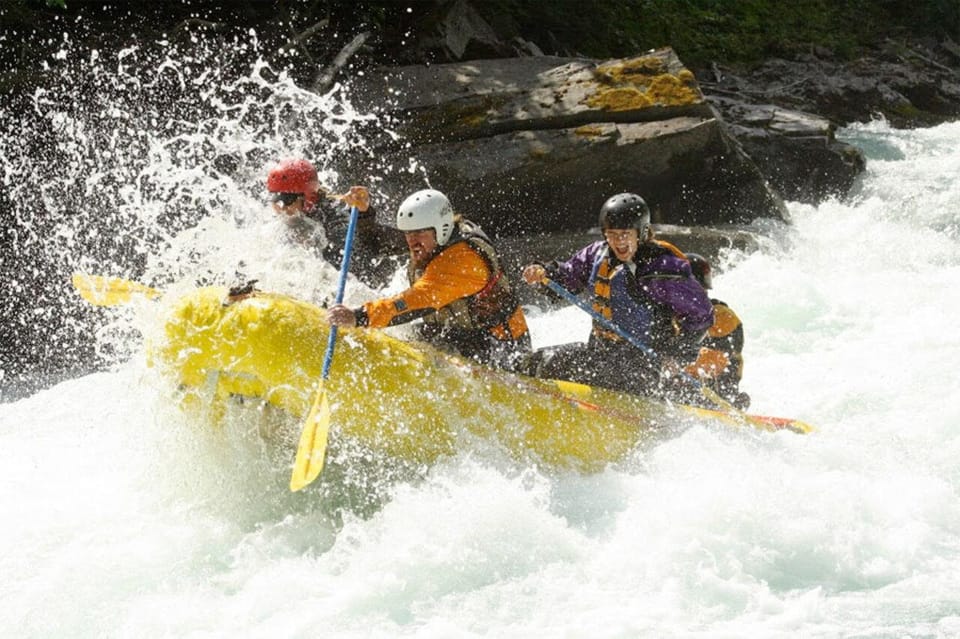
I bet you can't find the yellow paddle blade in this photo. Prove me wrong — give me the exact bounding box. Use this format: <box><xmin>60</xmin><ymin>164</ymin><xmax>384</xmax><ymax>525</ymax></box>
<box><xmin>289</xmin><ymin>382</ymin><xmax>332</xmax><ymax>492</ymax></box>
<box><xmin>696</xmin><ymin>385</ymin><xmax>815</xmax><ymax>434</ymax></box>
<box><xmin>765</xmin><ymin>417</ymin><xmax>816</xmax><ymax>435</ymax></box>
<box><xmin>681</xmin><ymin>402</ymin><xmax>815</xmax><ymax>435</ymax></box>
<box><xmin>72</xmin><ymin>273</ymin><xmax>162</xmax><ymax>306</ymax></box>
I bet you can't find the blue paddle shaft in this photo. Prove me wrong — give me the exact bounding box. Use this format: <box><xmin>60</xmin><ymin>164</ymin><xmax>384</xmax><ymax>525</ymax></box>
<box><xmin>541</xmin><ymin>278</ymin><xmax>658</xmax><ymax>359</ymax></box>
<box><xmin>321</xmin><ymin>206</ymin><xmax>360</xmax><ymax>380</ymax></box>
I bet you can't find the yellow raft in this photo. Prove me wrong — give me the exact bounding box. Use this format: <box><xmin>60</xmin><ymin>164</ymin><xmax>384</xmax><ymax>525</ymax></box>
<box><xmin>152</xmin><ymin>287</ymin><xmax>810</xmax><ymax>472</ymax></box>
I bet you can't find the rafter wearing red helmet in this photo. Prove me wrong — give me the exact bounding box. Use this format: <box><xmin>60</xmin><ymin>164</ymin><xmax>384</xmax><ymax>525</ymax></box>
<box><xmin>265</xmin><ymin>158</ymin><xmax>405</xmax><ymax>288</ymax></box>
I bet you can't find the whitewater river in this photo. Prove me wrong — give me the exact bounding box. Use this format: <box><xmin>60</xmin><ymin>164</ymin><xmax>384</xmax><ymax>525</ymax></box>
<box><xmin>3</xmin><ymin>43</ymin><xmax>960</xmax><ymax>638</ymax></box>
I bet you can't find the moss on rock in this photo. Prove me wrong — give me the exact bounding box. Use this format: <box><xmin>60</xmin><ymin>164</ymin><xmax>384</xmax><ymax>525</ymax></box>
<box><xmin>586</xmin><ymin>87</ymin><xmax>653</xmax><ymax>111</ymax></box>
<box><xmin>586</xmin><ymin>53</ymin><xmax>702</xmax><ymax>111</ymax></box>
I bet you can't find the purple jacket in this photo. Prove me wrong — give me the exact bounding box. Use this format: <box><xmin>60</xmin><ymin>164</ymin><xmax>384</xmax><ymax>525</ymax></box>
<box><xmin>547</xmin><ymin>240</ymin><xmax>714</xmax><ymax>355</ymax></box>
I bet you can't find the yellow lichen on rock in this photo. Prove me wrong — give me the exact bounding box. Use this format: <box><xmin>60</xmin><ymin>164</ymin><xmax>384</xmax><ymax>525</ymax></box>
<box><xmin>595</xmin><ymin>57</ymin><xmax>665</xmax><ymax>84</ymax></box>
<box><xmin>460</xmin><ymin>112</ymin><xmax>488</xmax><ymax>127</ymax></box>
<box><xmin>646</xmin><ymin>74</ymin><xmax>700</xmax><ymax>106</ymax></box>
<box><xmin>528</xmin><ymin>142</ymin><xmax>550</xmax><ymax>158</ymax></box>
<box><xmin>430</xmin><ymin>94</ymin><xmax>509</xmax><ymax>130</ymax></box>
<box><xmin>586</xmin><ymin>52</ymin><xmax>702</xmax><ymax>112</ymax></box>
<box><xmin>574</xmin><ymin>124</ymin><xmax>606</xmax><ymax>137</ymax></box>
<box><xmin>585</xmin><ymin>87</ymin><xmax>653</xmax><ymax>112</ymax></box>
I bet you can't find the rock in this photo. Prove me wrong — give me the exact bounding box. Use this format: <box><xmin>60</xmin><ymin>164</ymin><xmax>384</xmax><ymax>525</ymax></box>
<box><xmin>401</xmin><ymin>0</ymin><xmax>514</xmax><ymax>62</ymax></box>
<box><xmin>693</xmin><ymin>37</ymin><xmax>960</xmax><ymax>203</ymax></box>
<box><xmin>703</xmin><ymin>42</ymin><xmax>960</xmax><ymax>128</ymax></box>
<box><xmin>706</xmin><ymin>96</ymin><xmax>865</xmax><ymax>203</ymax></box>
<box><xmin>434</xmin><ymin>0</ymin><xmax>508</xmax><ymax>60</ymax></box>
<box><xmin>350</xmin><ymin>48</ymin><xmax>789</xmax><ymax>234</ymax></box>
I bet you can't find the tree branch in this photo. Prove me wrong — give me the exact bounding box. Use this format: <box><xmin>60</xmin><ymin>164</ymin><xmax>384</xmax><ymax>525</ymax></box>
<box><xmin>311</xmin><ymin>31</ymin><xmax>370</xmax><ymax>94</ymax></box>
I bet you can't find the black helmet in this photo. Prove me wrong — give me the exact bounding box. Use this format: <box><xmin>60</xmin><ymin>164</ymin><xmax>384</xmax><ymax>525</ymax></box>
<box><xmin>686</xmin><ymin>253</ymin><xmax>712</xmax><ymax>289</ymax></box>
<box><xmin>599</xmin><ymin>193</ymin><xmax>650</xmax><ymax>236</ymax></box>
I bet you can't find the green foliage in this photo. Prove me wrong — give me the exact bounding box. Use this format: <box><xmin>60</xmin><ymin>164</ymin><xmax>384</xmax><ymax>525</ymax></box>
<box><xmin>4</xmin><ymin>0</ymin><xmax>959</xmax><ymax>73</ymax></box>
<box><xmin>476</xmin><ymin>0</ymin><xmax>960</xmax><ymax>67</ymax></box>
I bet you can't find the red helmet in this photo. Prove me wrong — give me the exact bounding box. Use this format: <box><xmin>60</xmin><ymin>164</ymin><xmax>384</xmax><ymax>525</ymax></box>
<box><xmin>266</xmin><ymin>159</ymin><xmax>320</xmax><ymax>211</ymax></box>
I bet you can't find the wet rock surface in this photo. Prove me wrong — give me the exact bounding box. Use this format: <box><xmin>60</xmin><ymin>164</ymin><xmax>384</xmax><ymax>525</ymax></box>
<box><xmin>351</xmin><ymin>49</ymin><xmax>789</xmax><ymax>234</ymax></box>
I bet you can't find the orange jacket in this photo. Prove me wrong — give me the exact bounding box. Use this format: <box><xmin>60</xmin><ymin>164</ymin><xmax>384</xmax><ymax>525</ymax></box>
<box><xmin>361</xmin><ymin>239</ymin><xmax>528</xmax><ymax>342</ymax></box>
<box><xmin>364</xmin><ymin>242</ymin><xmax>489</xmax><ymax>327</ymax></box>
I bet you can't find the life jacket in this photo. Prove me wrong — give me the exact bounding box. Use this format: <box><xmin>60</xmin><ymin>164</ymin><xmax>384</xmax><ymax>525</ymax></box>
<box><xmin>588</xmin><ymin>243</ymin><xmax>677</xmax><ymax>347</ymax></box>
<box><xmin>652</xmin><ymin>238</ymin><xmax>687</xmax><ymax>260</ymax></box>
<box><xmin>409</xmin><ymin>219</ymin><xmax>528</xmax><ymax>345</ymax></box>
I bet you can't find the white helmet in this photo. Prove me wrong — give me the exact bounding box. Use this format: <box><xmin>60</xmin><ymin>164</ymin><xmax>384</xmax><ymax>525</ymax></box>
<box><xmin>396</xmin><ymin>189</ymin><xmax>454</xmax><ymax>245</ymax></box>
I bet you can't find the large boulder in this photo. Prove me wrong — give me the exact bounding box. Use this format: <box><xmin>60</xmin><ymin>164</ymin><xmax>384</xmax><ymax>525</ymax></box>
<box><xmin>695</xmin><ymin>38</ymin><xmax>960</xmax><ymax>202</ymax></box>
<box><xmin>708</xmin><ymin>42</ymin><xmax>960</xmax><ymax>129</ymax></box>
<box><xmin>350</xmin><ymin>48</ymin><xmax>789</xmax><ymax>235</ymax></box>
<box><xmin>706</xmin><ymin>96</ymin><xmax>866</xmax><ymax>204</ymax></box>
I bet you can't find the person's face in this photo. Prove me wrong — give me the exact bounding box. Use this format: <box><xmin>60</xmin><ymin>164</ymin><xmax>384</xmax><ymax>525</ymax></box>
<box><xmin>271</xmin><ymin>192</ymin><xmax>305</xmax><ymax>217</ymax></box>
<box><xmin>404</xmin><ymin>228</ymin><xmax>438</xmax><ymax>267</ymax></box>
<box><xmin>603</xmin><ymin>228</ymin><xmax>639</xmax><ymax>262</ymax></box>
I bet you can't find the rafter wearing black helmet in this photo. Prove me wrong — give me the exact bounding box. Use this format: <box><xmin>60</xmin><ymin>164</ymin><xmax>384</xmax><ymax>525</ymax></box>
<box><xmin>598</xmin><ymin>192</ymin><xmax>651</xmax><ymax>236</ymax></box>
<box><xmin>520</xmin><ymin>192</ymin><xmax>714</xmax><ymax>403</ymax></box>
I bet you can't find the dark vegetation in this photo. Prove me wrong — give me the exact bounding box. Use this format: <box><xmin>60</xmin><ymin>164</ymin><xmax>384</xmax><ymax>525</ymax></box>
<box><xmin>498</xmin><ymin>0</ymin><xmax>960</xmax><ymax>64</ymax></box>
<box><xmin>3</xmin><ymin>0</ymin><xmax>960</xmax><ymax>97</ymax></box>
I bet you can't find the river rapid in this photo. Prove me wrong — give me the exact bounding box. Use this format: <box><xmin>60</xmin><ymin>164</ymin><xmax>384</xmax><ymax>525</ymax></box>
<box><xmin>2</xmin><ymin>38</ymin><xmax>960</xmax><ymax>639</ymax></box>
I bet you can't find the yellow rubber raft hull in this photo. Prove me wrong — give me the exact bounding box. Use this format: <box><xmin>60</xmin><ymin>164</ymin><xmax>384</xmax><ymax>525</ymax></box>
<box><xmin>152</xmin><ymin>287</ymin><xmax>808</xmax><ymax>472</ymax></box>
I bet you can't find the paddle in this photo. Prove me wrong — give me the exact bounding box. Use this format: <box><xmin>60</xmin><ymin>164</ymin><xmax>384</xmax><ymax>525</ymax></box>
<box><xmin>71</xmin><ymin>273</ymin><xmax>162</xmax><ymax>306</ymax></box>
<box><xmin>539</xmin><ymin>277</ymin><xmax>781</xmax><ymax>429</ymax></box>
<box><xmin>289</xmin><ymin>205</ymin><xmax>361</xmax><ymax>492</ymax></box>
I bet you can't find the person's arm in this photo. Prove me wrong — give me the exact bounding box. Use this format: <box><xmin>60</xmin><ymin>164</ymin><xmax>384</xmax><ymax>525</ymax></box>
<box><xmin>318</xmin><ymin>186</ymin><xmax>406</xmax><ymax>287</ymax></box>
<box><xmin>342</xmin><ymin>185</ymin><xmax>404</xmax><ymax>253</ymax></box>
<box><xmin>686</xmin><ymin>303</ymin><xmax>744</xmax><ymax>380</ymax></box>
<box><xmin>358</xmin><ymin>243</ymin><xmax>491</xmax><ymax>328</ymax></box>
<box><xmin>639</xmin><ymin>254</ymin><xmax>715</xmax><ymax>361</ymax></box>
<box><xmin>642</xmin><ymin>255</ymin><xmax>714</xmax><ymax>332</ymax></box>
<box><xmin>522</xmin><ymin>241</ymin><xmax>604</xmax><ymax>293</ymax></box>
<box><xmin>321</xmin><ymin>187</ymin><xmax>369</xmax><ymax>247</ymax></box>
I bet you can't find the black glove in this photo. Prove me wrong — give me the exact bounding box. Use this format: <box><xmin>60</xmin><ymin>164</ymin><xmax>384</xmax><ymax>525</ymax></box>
<box><xmin>662</xmin><ymin>329</ymin><xmax>704</xmax><ymax>362</ymax></box>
